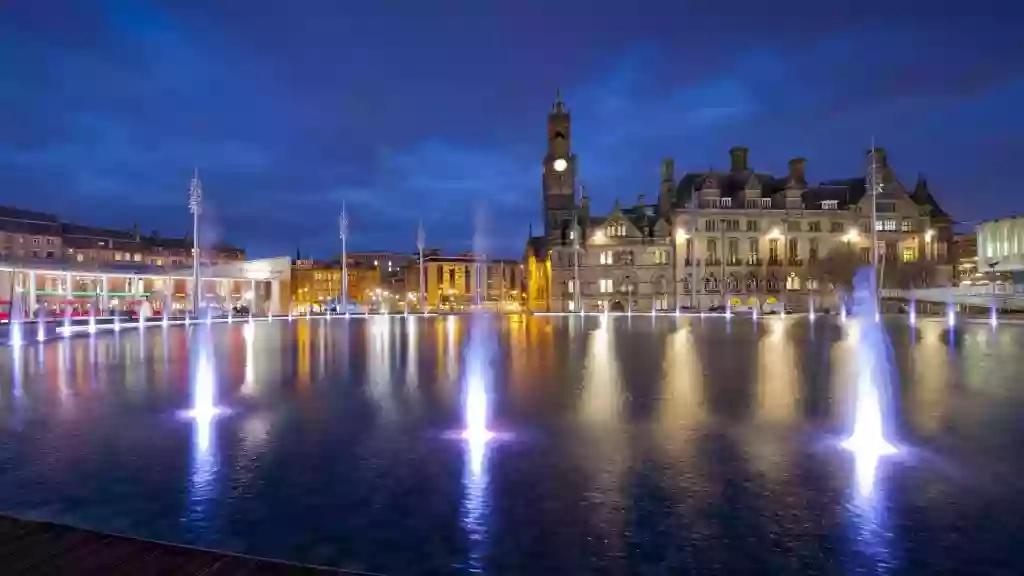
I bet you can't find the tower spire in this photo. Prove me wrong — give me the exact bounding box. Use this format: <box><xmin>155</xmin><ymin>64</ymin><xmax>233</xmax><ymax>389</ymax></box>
<box><xmin>552</xmin><ymin>88</ymin><xmax>565</xmax><ymax>113</ymax></box>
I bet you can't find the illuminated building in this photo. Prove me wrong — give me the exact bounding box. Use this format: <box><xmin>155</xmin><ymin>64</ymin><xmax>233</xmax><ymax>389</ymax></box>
<box><xmin>406</xmin><ymin>254</ymin><xmax>523</xmax><ymax>311</ymax></box>
<box><xmin>0</xmin><ymin>205</ymin><xmax>259</xmax><ymax>315</ymax></box>
<box><xmin>525</xmin><ymin>94</ymin><xmax>954</xmax><ymax>312</ymax></box>
<box><xmin>291</xmin><ymin>258</ymin><xmax>380</xmax><ymax>311</ymax></box>
<box><xmin>0</xmin><ymin>205</ymin><xmax>243</xmax><ymax>268</ymax></box>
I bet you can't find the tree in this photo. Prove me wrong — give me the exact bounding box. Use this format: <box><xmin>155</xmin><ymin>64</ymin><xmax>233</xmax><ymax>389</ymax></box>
<box><xmin>809</xmin><ymin>244</ymin><xmax>862</xmax><ymax>292</ymax></box>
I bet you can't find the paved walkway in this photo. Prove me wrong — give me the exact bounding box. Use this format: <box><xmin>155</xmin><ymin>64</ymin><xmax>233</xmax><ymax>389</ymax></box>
<box><xmin>0</xmin><ymin>514</ymin><xmax>365</xmax><ymax>575</ymax></box>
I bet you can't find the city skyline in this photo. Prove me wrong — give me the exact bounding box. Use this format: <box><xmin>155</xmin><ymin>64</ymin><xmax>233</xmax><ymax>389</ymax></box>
<box><xmin>1</xmin><ymin>1</ymin><xmax>1021</xmax><ymax>258</ymax></box>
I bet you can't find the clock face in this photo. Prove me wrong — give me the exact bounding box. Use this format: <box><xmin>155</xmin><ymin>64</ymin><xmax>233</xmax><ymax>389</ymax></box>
<box><xmin>552</xmin><ymin>158</ymin><xmax>568</xmax><ymax>172</ymax></box>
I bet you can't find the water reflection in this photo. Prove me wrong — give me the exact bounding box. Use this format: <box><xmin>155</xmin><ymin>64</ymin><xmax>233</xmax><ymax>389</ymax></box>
<box><xmin>1</xmin><ymin>317</ymin><xmax>1022</xmax><ymax>573</ymax></box>
<box><xmin>757</xmin><ymin>318</ymin><xmax>798</xmax><ymax>424</ymax></box>
<box><xmin>183</xmin><ymin>326</ymin><xmax>222</xmax><ymax>537</ymax></box>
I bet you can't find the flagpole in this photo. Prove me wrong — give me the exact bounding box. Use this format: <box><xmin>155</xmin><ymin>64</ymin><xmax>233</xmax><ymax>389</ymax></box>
<box><xmin>417</xmin><ymin>221</ymin><xmax>426</xmax><ymax>312</ymax></box>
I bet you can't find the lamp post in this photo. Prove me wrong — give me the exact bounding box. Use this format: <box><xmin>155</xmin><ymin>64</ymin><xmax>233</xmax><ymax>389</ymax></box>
<box><xmin>188</xmin><ymin>168</ymin><xmax>202</xmax><ymax>316</ymax></box>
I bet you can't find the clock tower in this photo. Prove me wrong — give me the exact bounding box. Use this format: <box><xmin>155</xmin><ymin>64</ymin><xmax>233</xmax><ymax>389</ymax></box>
<box><xmin>542</xmin><ymin>90</ymin><xmax>577</xmax><ymax>238</ymax></box>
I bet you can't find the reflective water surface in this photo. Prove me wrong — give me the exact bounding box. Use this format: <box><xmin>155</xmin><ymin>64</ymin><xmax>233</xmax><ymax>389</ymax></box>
<box><xmin>1</xmin><ymin>316</ymin><xmax>1023</xmax><ymax>574</ymax></box>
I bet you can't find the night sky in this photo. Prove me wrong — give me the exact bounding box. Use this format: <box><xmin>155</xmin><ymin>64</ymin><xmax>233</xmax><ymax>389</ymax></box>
<box><xmin>1</xmin><ymin>1</ymin><xmax>1021</xmax><ymax>258</ymax></box>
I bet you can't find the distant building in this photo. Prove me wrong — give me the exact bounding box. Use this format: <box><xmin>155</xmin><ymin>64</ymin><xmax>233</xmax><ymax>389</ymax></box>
<box><xmin>406</xmin><ymin>253</ymin><xmax>523</xmax><ymax>311</ymax></box>
<box><xmin>0</xmin><ymin>205</ymin><xmax>244</xmax><ymax>269</ymax></box>
<box><xmin>290</xmin><ymin>258</ymin><xmax>380</xmax><ymax>311</ymax></box>
<box><xmin>525</xmin><ymin>94</ymin><xmax>954</xmax><ymax>312</ymax></box>
<box><xmin>976</xmin><ymin>216</ymin><xmax>1024</xmax><ymax>282</ymax></box>
<box><xmin>953</xmin><ymin>233</ymin><xmax>978</xmax><ymax>283</ymax></box>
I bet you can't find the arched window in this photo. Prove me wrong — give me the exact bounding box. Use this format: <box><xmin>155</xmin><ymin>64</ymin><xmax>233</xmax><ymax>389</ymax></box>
<box><xmin>682</xmin><ymin>277</ymin><xmax>692</xmax><ymax>294</ymax></box>
<box><xmin>745</xmin><ymin>273</ymin><xmax>758</xmax><ymax>292</ymax></box>
<box><xmin>703</xmin><ymin>275</ymin><xmax>718</xmax><ymax>292</ymax></box>
<box><xmin>726</xmin><ymin>274</ymin><xmax>739</xmax><ymax>292</ymax></box>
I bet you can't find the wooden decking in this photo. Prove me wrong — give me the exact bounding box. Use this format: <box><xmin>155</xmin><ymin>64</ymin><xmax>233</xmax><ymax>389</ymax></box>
<box><xmin>0</xmin><ymin>514</ymin><xmax>357</xmax><ymax>575</ymax></box>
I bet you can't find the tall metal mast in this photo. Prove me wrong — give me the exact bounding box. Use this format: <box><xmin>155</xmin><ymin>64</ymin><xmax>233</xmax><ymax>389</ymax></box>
<box><xmin>417</xmin><ymin>220</ymin><xmax>426</xmax><ymax>311</ymax></box>
<box><xmin>870</xmin><ymin>138</ymin><xmax>881</xmax><ymax>299</ymax></box>
<box><xmin>572</xmin><ymin>183</ymin><xmax>582</xmax><ymax>313</ymax></box>
<box><xmin>188</xmin><ymin>168</ymin><xmax>202</xmax><ymax>315</ymax></box>
<box><xmin>340</xmin><ymin>203</ymin><xmax>349</xmax><ymax>309</ymax></box>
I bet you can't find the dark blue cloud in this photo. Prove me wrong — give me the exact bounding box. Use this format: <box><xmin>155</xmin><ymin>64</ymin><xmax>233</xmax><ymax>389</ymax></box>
<box><xmin>1</xmin><ymin>0</ymin><xmax>1021</xmax><ymax>258</ymax></box>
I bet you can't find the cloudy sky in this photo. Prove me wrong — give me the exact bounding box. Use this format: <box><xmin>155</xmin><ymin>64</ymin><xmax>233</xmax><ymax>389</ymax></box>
<box><xmin>1</xmin><ymin>0</ymin><xmax>1020</xmax><ymax>257</ymax></box>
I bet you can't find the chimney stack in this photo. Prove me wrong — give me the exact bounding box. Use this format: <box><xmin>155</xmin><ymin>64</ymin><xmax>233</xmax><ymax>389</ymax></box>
<box><xmin>729</xmin><ymin>146</ymin><xmax>749</xmax><ymax>172</ymax></box>
<box><xmin>787</xmin><ymin>158</ymin><xmax>807</xmax><ymax>183</ymax></box>
<box><xmin>661</xmin><ymin>158</ymin><xmax>675</xmax><ymax>182</ymax></box>
<box><xmin>866</xmin><ymin>146</ymin><xmax>887</xmax><ymax>169</ymax></box>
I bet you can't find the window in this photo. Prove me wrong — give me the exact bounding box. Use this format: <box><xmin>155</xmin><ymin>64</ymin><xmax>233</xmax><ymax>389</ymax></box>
<box><xmin>809</xmin><ymin>238</ymin><xmax>819</xmax><ymax>263</ymax></box>
<box><xmin>859</xmin><ymin>247</ymin><xmax>871</xmax><ymax>263</ymax></box>
<box><xmin>607</xmin><ymin>222</ymin><xmax>627</xmax><ymax>237</ymax></box>
<box><xmin>808</xmin><ymin>221</ymin><xmax>822</xmax><ymax>232</ymax></box>
<box><xmin>769</xmin><ymin>239</ymin><xmax>780</xmax><ymax>262</ymax></box>
<box><xmin>720</xmin><ymin>197</ymin><xmax>732</xmax><ymax>208</ymax></box>
<box><xmin>723</xmin><ymin>219</ymin><xmax>740</xmax><ymax>231</ymax></box>
<box><xmin>706</xmin><ymin>238</ymin><xmax>718</xmax><ymax>258</ymax></box>
<box><xmin>746</xmin><ymin>220</ymin><xmax>759</xmax><ymax>232</ymax></box>
<box><xmin>654</xmin><ymin>294</ymin><xmax>669</xmax><ymax>311</ymax></box>
<box><xmin>830</xmin><ymin>222</ymin><xmax>844</xmax><ymax>233</ymax></box>
<box><xmin>599</xmin><ymin>279</ymin><xmax>614</xmax><ymax>293</ymax></box>
<box><xmin>32</xmin><ymin>237</ymin><xmax>40</xmax><ymax>246</ymax></box>
<box><xmin>45</xmin><ymin>251</ymin><xmax>54</xmax><ymax>259</ymax></box>
<box><xmin>875</xmin><ymin>219</ymin><xmax>897</xmax><ymax>232</ymax></box>
<box><xmin>787</xmin><ymin>238</ymin><xmax>799</xmax><ymax>263</ymax></box>
<box><xmin>134</xmin><ymin>253</ymin><xmax>142</xmax><ymax>262</ymax></box>
<box><xmin>652</xmin><ymin>249</ymin><xmax>669</xmax><ymax>265</ymax></box>
<box><xmin>704</xmin><ymin>219</ymin><xmax>718</xmax><ymax>232</ymax></box>
<box><xmin>902</xmin><ymin>247</ymin><xmax>916</xmax><ymax>262</ymax></box>
<box><xmin>599</xmin><ymin>251</ymin><xmax>614</xmax><ymax>265</ymax></box>
<box><xmin>758</xmin><ymin>198</ymin><xmax>771</xmax><ymax>208</ymax></box>
<box><xmin>76</xmin><ymin>253</ymin><xmax>84</xmax><ymax>262</ymax></box>
<box><xmin>46</xmin><ymin>237</ymin><xmax>55</xmax><ymax>245</ymax></box>
<box><xmin>747</xmin><ymin>238</ymin><xmax>759</xmax><ymax>264</ymax></box>
<box><xmin>727</xmin><ymin>238</ymin><xmax>739</xmax><ymax>264</ymax></box>
<box><xmin>567</xmin><ymin>280</ymin><xmax>575</xmax><ymax>294</ymax></box>
<box><xmin>821</xmin><ymin>200</ymin><xmax>839</xmax><ymax>210</ymax></box>
<box><xmin>901</xmin><ymin>219</ymin><xmax>913</xmax><ymax>233</ymax></box>
<box><xmin>567</xmin><ymin>300</ymin><xmax>576</xmax><ymax>312</ymax></box>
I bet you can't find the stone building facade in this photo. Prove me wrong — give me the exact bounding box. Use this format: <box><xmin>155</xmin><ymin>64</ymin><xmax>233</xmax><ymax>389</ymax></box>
<box><xmin>525</xmin><ymin>96</ymin><xmax>954</xmax><ymax>312</ymax></box>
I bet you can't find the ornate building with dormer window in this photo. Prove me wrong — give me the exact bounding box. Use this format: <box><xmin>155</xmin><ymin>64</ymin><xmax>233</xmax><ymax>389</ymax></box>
<box><xmin>525</xmin><ymin>95</ymin><xmax>954</xmax><ymax>312</ymax></box>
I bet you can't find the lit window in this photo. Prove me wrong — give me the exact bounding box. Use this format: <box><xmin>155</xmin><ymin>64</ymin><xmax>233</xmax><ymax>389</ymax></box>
<box><xmin>902</xmin><ymin>247</ymin><xmax>916</xmax><ymax>262</ymax></box>
<box><xmin>599</xmin><ymin>251</ymin><xmax>614</xmax><ymax>265</ymax></box>
<box><xmin>821</xmin><ymin>200</ymin><xmax>838</xmax><ymax>210</ymax></box>
<box><xmin>901</xmin><ymin>220</ymin><xmax>913</xmax><ymax>232</ymax></box>
<box><xmin>720</xmin><ymin>197</ymin><xmax>732</xmax><ymax>208</ymax></box>
<box><xmin>607</xmin><ymin>222</ymin><xmax>626</xmax><ymax>237</ymax></box>
<box><xmin>567</xmin><ymin>280</ymin><xmax>575</xmax><ymax>294</ymax></box>
<box><xmin>567</xmin><ymin>300</ymin><xmax>576</xmax><ymax>312</ymax></box>
<box><xmin>599</xmin><ymin>279</ymin><xmax>614</xmax><ymax>293</ymax></box>
<box><xmin>653</xmin><ymin>249</ymin><xmax>669</xmax><ymax>264</ymax></box>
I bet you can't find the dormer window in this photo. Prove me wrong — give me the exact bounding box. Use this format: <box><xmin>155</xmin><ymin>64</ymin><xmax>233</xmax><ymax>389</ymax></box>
<box><xmin>720</xmin><ymin>197</ymin><xmax>732</xmax><ymax>208</ymax></box>
<box><xmin>607</xmin><ymin>222</ymin><xmax>627</xmax><ymax>237</ymax></box>
<box><xmin>747</xmin><ymin>198</ymin><xmax>772</xmax><ymax>209</ymax></box>
<box><xmin>705</xmin><ymin>198</ymin><xmax>720</xmax><ymax>209</ymax></box>
<box><xmin>821</xmin><ymin>200</ymin><xmax>838</xmax><ymax>210</ymax></box>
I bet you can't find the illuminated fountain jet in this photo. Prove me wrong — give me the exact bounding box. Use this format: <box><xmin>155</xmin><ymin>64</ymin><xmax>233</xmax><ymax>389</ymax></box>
<box><xmin>841</xmin><ymin>268</ymin><xmax>897</xmax><ymax>497</ymax></box>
